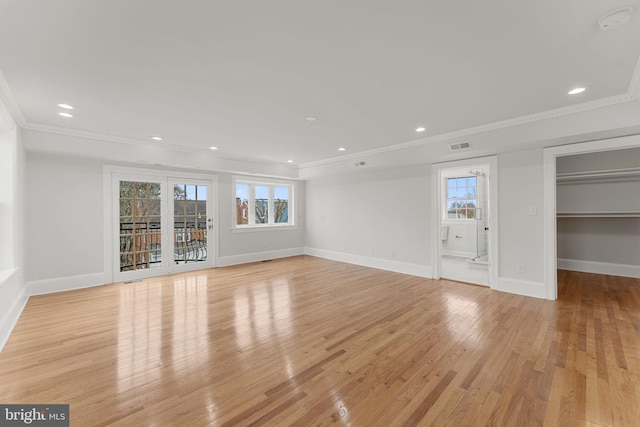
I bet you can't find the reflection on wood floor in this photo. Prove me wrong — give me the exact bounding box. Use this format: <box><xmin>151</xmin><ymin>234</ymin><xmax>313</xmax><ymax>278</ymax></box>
<box><xmin>0</xmin><ymin>256</ymin><xmax>638</xmax><ymax>426</ymax></box>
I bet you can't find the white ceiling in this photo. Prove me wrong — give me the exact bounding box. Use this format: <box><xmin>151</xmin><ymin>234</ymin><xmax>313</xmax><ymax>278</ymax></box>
<box><xmin>1</xmin><ymin>0</ymin><xmax>639</xmax><ymax>167</ymax></box>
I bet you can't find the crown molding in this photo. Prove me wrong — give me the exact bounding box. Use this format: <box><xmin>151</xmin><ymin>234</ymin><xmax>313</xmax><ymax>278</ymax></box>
<box><xmin>22</xmin><ymin>91</ymin><xmax>636</xmax><ymax>173</ymax></box>
<box><xmin>0</xmin><ymin>70</ymin><xmax>26</xmax><ymax>128</ymax></box>
<box><xmin>21</xmin><ymin>122</ymin><xmax>293</xmax><ymax>170</ymax></box>
<box><xmin>22</xmin><ymin>122</ymin><xmax>196</xmax><ymax>153</ymax></box>
<box><xmin>628</xmin><ymin>55</ymin><xmax>640</xmax><ymax>100</ymax></box>
<box><xmin>299</xmin><ymin>92</ymin><xmax>636</xmax><ymax>169</ymax></box>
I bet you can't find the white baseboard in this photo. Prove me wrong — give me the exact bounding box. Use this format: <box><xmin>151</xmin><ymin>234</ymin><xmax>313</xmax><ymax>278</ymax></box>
<box><xmin>0</xmin><ymin>268</ymin><xmax>28</xmax><ymax>352</ymax></box>
<box><xmin>28</xmin><ymin>272</ymin><xmax>108</xmax><ymax>296</ymax></box>
<box><xmin>304</xmin><ymin>247</ymin><xmax>433</xmax><ymax>279</ymax></box>
<box><xmin>558</xmin><ymin>258</ymin><xmax>640</xmax><ymax>279</ymax></box>
<box><xmin>495</xmin><ymin>277</ymin><xmax>548</xmax><ymax>299</ymax></box>
<box><xmin>217</xmin><ymin>247</ymin><xmax>305</xmax><ymax>267</ymax></box>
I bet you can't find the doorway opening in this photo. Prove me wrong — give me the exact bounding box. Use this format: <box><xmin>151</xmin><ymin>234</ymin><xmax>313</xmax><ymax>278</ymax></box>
<box><xmin>432</xmin><ymin>156</ymin><xmax>498</xmax><ymax>288</ymax></box>
<box><xmin>542</xmin><ymin>134</ymin><xmax>640</xmax><ymax>300</ymax></box>
<box><xmin>440</xmin><ymin>166</ymin><xmax>489</xmax><ymax>285</ymax></box>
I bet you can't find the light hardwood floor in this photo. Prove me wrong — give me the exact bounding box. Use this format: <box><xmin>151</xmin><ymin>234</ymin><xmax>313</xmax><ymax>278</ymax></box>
<box><xmin>1</xmin><ymin>256</ymin><xmax>638</xmax><ymax>426</ymax></box>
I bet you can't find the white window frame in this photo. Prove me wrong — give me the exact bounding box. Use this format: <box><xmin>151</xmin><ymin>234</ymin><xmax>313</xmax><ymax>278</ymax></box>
<box><xmin>232</xmin><ymin>176</ymin><xmax>295</xmax><ymax>230</ymax></box>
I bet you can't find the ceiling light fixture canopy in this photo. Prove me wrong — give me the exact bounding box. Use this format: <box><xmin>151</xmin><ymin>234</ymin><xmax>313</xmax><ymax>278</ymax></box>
<box><xmin>599</xmin><ymin>7</ymin><xmax>633</xmax><ymax>30</ymax></box>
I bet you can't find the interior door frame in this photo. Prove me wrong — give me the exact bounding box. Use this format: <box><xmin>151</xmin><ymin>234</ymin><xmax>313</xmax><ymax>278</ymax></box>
<box><xmin>431</xmin><ymin>155</ymin><xmax>499</xmax><ymax>288</ymax></box>
<box><xmin>103</xmin><ymin>166</ymin><xmax>219</xmax><ymax>284</ymax></box>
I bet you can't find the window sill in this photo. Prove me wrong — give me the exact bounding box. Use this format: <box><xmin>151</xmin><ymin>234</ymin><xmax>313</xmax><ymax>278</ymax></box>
<box><xmin>231</xmin><ymin>224</ymin><xmax>298</xmax><ymax>233</ymax></box>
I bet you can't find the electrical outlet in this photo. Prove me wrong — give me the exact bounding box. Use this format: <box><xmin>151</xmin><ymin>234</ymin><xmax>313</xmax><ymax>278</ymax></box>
<box><xmin>518</xmin><ymin>264</ymin><xmax>526</xmax><ymax>273</ymax></box>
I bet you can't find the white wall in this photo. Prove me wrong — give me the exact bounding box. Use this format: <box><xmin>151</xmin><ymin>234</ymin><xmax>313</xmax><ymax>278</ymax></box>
<box><xmin>0</xmin><ymin>127</ymin><xmax>28</xmax><ymax>351</ymax></box>
<box><xmin>305</xmin><ymin>165</ymin><xmax>432</xmax><ymax>277</ymax></box>
<box><xmin>26</xmin><ymin>152</ymin><xmax>105</xmax><ymax>282</ymax></box>
<box><xmin>496</xmin><ymin>149</ymin><xmax>546</xmax><ymax>296</ymax></box>
<box><xmin>558</xmin><ymin>218</ymin><xmax>640</xmax><ymax>266</ymax></box>
<box><xmin>556</xmin><ymin>147</ymin><xmax>640</xmax><ymax>173</ymax></box>
<box><xmin>0</xmin><ymin>129</ymin><xmax>15</xmax><ymax>269</ymax></box>
<box><xmin>304</xmin><ymin>153</ymin><xmax>549</xmax><ymax>296</ymax></box>
<box><xmin>24</xmin><ymin>151</ymin><xmax>305</xmax><ymax>290</ymax></box>
<box><xmin>217</xmin><ymin>174</ymin><xmax>305</xmax><ymax>265</ymax></box>
<box><xmin>557</xmin><ymin>180</ymin><xmax>640</xmax><ymax>213</ymax></box>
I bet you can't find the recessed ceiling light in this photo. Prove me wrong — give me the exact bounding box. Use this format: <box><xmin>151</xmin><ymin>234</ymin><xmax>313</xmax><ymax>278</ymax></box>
<box><xmin>58</xmin><ymin>112</ymin><xmax>73</xmax><ymax>118</ymax></box>
<box><xmin>305</xmin><ymin>116</ymin><xmax>317</xmax><ymax>122</ymax></box>
<box><xmin>287</xmin><ymin>160</ymin><xmax>294</xmax><ymax>163</ymax></box>
<box><xmin>568</xmin><ymin>87</ymin><xmax>586</xmax><ymax>95</ymax></box>
<box><xmin>151</xmin><ymin>136</ymin><xmax>163</xmax><ymax>141</ymax></box>
<box><xmin>58</xmin><ymin>103</ymin><xmax>74</xmax><ymax>110</ymax></box>
<box><xmin>337</xmin><ymin>147</ymin><xmax>346</xmax><ymax>151</ymax></box>
<box><xmin>416</xmin><ymin>127</ymin><xmax>426</xmax><ymax>132</ymax></box>
<box><xmin>209</xmin><ymin>146</ymin><xmax>218</xmax><ymax>150</ymax></box>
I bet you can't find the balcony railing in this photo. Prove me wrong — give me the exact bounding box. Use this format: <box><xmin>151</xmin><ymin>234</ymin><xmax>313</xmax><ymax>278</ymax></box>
<box><xmin>119</xmin><ymin>221</ymin><xmax>207</xmax><ymax>270</ymax></box>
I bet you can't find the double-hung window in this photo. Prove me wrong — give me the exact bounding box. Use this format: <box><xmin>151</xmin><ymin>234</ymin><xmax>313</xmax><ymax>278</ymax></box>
<box><xmin>446</xmin><ymin>176</ymin><xmax>477</xmax><ymax>219</ymax></box>
<box><xmin>233</xmin><ymin>177</ymin><xmax>294</xmax><ymax>228</ymax></box>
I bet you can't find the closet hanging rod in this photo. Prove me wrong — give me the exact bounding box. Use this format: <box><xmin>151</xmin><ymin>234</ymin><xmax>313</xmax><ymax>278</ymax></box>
<box><xmin>556</xmin><ymin>167</ymin><xmax>640</xmax><ymax>181</ymax></box>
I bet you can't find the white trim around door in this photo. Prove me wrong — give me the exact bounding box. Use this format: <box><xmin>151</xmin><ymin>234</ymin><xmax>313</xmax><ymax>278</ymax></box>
<box><xmin>103</xmin><ymin>166</ymin><xmax>219</xmax><ymax>284</ymax></box>
<box><xmin>431</xmin><ymin>156</ymin><xmax>499</xmax><ymax>289</ymax></box>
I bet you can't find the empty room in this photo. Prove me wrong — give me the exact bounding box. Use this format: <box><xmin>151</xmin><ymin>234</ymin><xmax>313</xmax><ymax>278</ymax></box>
<box><xmin>1</xmin><ymin>1</ymin><xmax>640</xmax><ymax>426</ymax></box>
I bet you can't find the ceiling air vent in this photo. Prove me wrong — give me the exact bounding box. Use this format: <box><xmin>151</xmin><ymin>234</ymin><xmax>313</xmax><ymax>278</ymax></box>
<box><xmin>354</xmin><ymin>161</ymin><xmax>367</xmax><ymax>167</ymax></box>
<box><xmin>449</xmin><ymin>141</ymin><xmax>471</xmax><ymax>151</ymax></box>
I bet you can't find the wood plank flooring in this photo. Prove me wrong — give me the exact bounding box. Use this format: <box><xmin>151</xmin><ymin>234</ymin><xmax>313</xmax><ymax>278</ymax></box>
<box><xmin>1</xmin><ymin>256</ymin><xmax>639</xmax><ymax>426</ymax></box>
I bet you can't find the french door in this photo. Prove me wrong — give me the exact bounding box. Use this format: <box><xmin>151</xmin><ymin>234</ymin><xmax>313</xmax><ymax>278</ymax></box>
<box><xmin>168</xmin><ymin>178</ymin><xmax>213</xmax><ymax>272</ymax></box>
<box><xmin>112</xmin><ymin>173</ymin><xmax>215</xmax><ymax>282</ymax></box>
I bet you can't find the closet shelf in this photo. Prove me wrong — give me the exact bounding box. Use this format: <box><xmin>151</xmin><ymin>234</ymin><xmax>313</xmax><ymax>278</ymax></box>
<box><xmin>557</xmin><ymin>211</ymin><xmax>640</xmax><ymax>218</ymax></box>
<box><xmin>556</xmin><ymin>167</ymin><xmax>640</xmax><ymax>184</ymax></box>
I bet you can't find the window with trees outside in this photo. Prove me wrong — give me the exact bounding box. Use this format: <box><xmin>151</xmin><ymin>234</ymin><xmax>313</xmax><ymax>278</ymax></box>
<box><xmin>446</xmin><ymin>176</ymin><xmax>477</xmax><ymax>219</ymax></box>
<box><xmin>234</xmin><ymin>178</ymin><xmax>293</xmax><ymax>227</ymax></box>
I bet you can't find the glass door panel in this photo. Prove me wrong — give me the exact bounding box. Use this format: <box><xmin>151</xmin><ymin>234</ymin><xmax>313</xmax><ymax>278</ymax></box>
<box><xmin>118</xmin><ymin>180</ymin><xmax>163</xmax><ymax>273</ymax></box>
<box><xmin>170</xmin><ymin>180</ymin><xmax>213</xmax><ymax>271</ymax></box>
<box><xmin>113</xmin><ymin>173</ymin><xmax>215</xmax><ymax>281</ymax></box>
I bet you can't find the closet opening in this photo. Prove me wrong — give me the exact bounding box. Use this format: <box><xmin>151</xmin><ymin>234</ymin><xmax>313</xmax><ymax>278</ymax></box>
<box><xmin>556</xmin><ymin>148</ymin><xmax>640</xmax><ymax>278</ymax></box>
<box><xmin>542</xmin><ymin>135</ymin><xmax>640</xmax><ymax>300</ymax></box>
